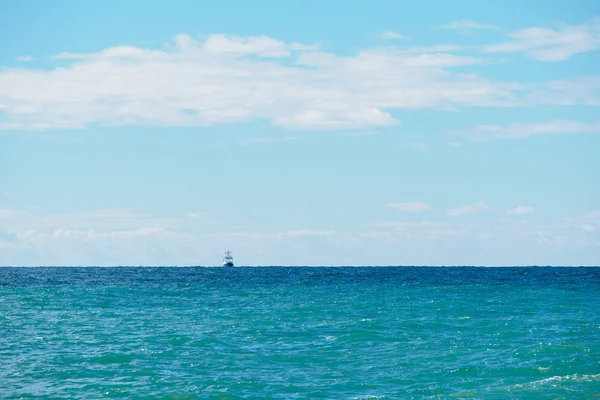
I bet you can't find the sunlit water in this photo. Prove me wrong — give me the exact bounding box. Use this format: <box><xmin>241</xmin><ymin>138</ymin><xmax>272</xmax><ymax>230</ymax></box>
<box><xmin>1</xmin><ymin>267</ymin><xmax>599</xmax><ymax>399</ymax></box>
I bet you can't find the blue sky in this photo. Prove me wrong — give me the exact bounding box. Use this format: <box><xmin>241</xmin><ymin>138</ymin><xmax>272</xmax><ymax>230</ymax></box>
<box><xmin>1</xmin><ymin>0</ymin><xmax>599</xmax><ymax>266</ymax></box>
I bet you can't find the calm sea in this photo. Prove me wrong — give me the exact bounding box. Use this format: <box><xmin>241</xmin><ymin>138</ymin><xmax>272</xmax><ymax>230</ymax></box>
<box><xmin>1</xmin><ymin>267</ymin><xmax>599</xmax><ymax>399</ymax></box>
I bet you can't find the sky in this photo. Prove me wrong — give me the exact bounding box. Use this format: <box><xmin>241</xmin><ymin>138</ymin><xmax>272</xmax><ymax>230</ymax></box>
<box><xmin>1</xmin><ymin>0</ymin><xmax>599</xmax><ymax>266</ymax></box>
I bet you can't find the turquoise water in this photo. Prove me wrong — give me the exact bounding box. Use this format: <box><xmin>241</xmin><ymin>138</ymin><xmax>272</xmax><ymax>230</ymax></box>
<box><xmin>1</xmin><ymin>267</ymin><xmax>599</xmax><ymax>399</ymax></box>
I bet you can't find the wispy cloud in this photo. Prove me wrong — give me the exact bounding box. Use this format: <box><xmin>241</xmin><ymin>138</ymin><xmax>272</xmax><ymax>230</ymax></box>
<box><xmin>462</xmin><ymin>120</ymin><xmax>600</xmax><ymax>141</ymax></box>
<box><xmin>404</xmin><ymin>45</ymin><xmax>465</xmax><ymax>53</ymax></box>
<box><xmin>250</xmin><ymin>136</ymin><xmax>296</xmax><ymax>144</ymax></box>
<box><xmin>374</xmin><ymin>221</ymin><xmax>448</xmax><ymax>229</ymax></box>
<box><xmin>437</xmin><ymin>20</ymin><xmax>497</xmax><ymax>32</ymax></box>
<box><xmin>527</xmin><ymin>76</ymin><xmax>600</xmax><ymax>107</ymax></box>
<box><xmin>405</xmin><ymin>142</ymin><xmax>427</xmax><ymax>150</ymax></box>
<box><xmin>483</xmin><ymin>18</ymin><xmax>600</xmax><ymax>61</ymax></box>
<box><xmin>2</xmin><ymin>207</ymin><xmax>599</xmax><ymax>265</ymax></box>
<box><xmin>371</xmin><ymin>220</ymin><xmax>466</xmax><ymax>239</ymax></box>
<box><xmin>283</xmin><ymin>229</ymin><xmax>334</xmax><ymax>237</ymax></box>
<box><xmin>49</xmin><ymin>226</ymin><xmax>173</xmax><ymax>240</ymax></box>
<box><xmin>187</xmin><ymin>212</ymin><xmax>205</xmax><ymax>220</ymax></box>
<box><xmin>346</xmin><ymin>130</ymin><xmax>377</xmax><ymax>136</ymax></box>
<box><xmin>584</xmin><ymin>211</ymin><xmax>600</xmax><ymax>220</ymax></box>
<box><xmin>201</xmin><ymin>34</ymin><xmax>295</xmax><ymax>57</ymax></box>
<box><xmin>386</xmin><ymin>202</ymin><xmax>431</xmax><ymax>213</ymax></box>
<box><xmin>507</xmin><ymin>206</ymin><xmax>534</xmax><ymax>216</ymax></box>
<box><xmin>447</xmin><ymin>202</ymin><xmax>491</xmax><ymax>216</ymax></box>
<box><xmin>380</xmin><ymin>30</ymin><xmax>405</xmax><ymax>40</ymax></box>
<box><xmin>16</xmin><ymin>56</ymin><xmax>32</xmax><ymax>62</ymax></box>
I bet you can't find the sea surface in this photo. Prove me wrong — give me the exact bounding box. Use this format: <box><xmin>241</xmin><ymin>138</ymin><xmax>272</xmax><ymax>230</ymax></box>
<box><xmin>1</xmin><ymin>266</ymin><xmax>599</xmax><ymax>399</ymax></box>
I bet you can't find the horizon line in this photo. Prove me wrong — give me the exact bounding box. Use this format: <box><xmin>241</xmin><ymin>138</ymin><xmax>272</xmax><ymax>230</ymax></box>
<box><xmin>1</xmin><ymin>265</ymin><xmax>599</xmax><ymax>268</ymax></box>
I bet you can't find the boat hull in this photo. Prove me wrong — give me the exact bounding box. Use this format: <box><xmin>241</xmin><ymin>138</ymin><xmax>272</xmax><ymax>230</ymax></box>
<box><xmin>223</xmin><ymin>262</ymin><xmax>234</xmax><ymax>267</ymax></box>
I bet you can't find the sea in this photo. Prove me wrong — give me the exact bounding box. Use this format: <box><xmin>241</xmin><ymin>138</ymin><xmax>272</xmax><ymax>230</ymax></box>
<box><xmin>1</xmin><ymin>266</ymin><xmax>599</xmax><ymax>399</ymax></box>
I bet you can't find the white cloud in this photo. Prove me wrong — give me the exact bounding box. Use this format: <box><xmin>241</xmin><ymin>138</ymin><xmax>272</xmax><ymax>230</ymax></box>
<box><xmin>525</xmin><ymin>76</ymin><xmax>600</xmax><ymax>106</ymax></box>
<box><xmin>178</xmin><ymin>229</ymin><xmax>335</xmax><ymax>241</ymax></box>
<box><xmin>2</xmin><ymin>32</ymin><xmax>596</xmax><ymax>132</ymax></box>
<box><xmin>272</xmin><ymin>105</ymin><xmax>396</xmax><ymax>130</ymax></box>
<box><xmin>283</xmin><ymin>229</ymin><xmax>334</xmax><ymax>237</ymax></box>
<box><xmin>404</xmin><ymin>45</ymin><xmax>465</xmax><ymax>53</ymax></box>
<box><xmin>0</xmin><ymin>206</ymin><xmax>340</xmax><ymax>265</ymax></box>
<box><xmin>53</xmin><ymin>45</ymin><xmax>166</xmax><ymax>60</ymax></box>
<box><xmin>380</xmin><ymin>30</ymin><xmax>405</xmax><ymax>40</ymax></box>
<box><xmin>288</xmin><ymin>42</ymin><xmax>321</xmax><ymax>52</ymax></box>
<box><xmin>0</xmin><ymin>207</ymin><xmax>184</xmax><ymax>232</ymax></box>
<box><xmin>370</xmin><ymin>221</ymin><xmax>466</xmax><ymax>240</ymax></box>
<box><xmin>386</xmin><ymin>202</ymin><xmax>430</xmax><ymax>212</ymax></box>
<box><xmin>447</xmin><ymin>202</ymin><xmax>491</xmax><ymax>216</ymax></box>
<box><xmin>507</xmin><ymin>206</ymin><xmax>534</xmax><ymax>216</ymax></box>
<box><xmin>346</xmin><ymin>130</ymin><xmax>377</xmax><ymax>136</ymax></box>
<box><xmin>2</xmin><ymin>207</ymin><xmax>599</xmax><ymax>265</ymax></box>
<box><xmin>438</xmin><ymin>20</ymin><xmax>497</xmax><ymax>32</ymax></box>
<box><xmin>558</xmin><ymin>211</ymin><xmax>600</xmax><ymax>235</ymax></box>
<box><xmin>250</xmin><ymin>136</ymin><xmax>296</xmax><ymax>143</ymax></box>
<box><xmin>187</xmin><ymin>212</ymin><xmax>205</xmax><ymax>220</ymax></box>
<box><xmin>483</xmin><ymin>18</ymin><xmax>600</xmax><ymax>61</ymax></box>
<box><xmin>374</xmin><ymin>221</ymin><xmax>448</xmax><ymax>229</ymax></box>
<box><xmin>50</xmin><ymin>226</ymin><xmax>170</xmax><ymax>240</ymax></box>
<box><xmin>201</xmin><ymin>34</ymin><xmax>292</xmax><ymax>57</ymax></box>
<box><xmin>519</xmin><ymin>230</ymin><xmax>570</xmax><ymax>245</ymax></box>
<box><xmin>584</xmin><ymin>211</ymin><xmax>600</xmax><ymax>220</ymax></box>
<box><xmin>16</xmin><ymin>56</ymin><xmax>32</xmax><ymax>62</ymax></box>
<box><xmin>463</xmin><ymin>120</ymin><xmax>600</xmax><ymax>140</ymax></box>
<box><xmin>405</xmin><ymin>142</ymin><xmax>427</xmax><ymax>149</ymax></box>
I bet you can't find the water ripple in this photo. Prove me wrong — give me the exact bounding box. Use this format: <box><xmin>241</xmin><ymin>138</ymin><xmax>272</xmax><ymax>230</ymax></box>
<box><xmin>0</xmin><ymin>267</ymin><xmax>599</xmax><ymax>398</ymax></box>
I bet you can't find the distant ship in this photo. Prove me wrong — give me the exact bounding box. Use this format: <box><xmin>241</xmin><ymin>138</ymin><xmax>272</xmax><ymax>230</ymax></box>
<box><xmin>222</xmin><ymin>250</ymin><xmax>234</xmax><ymax>267</ymax></box>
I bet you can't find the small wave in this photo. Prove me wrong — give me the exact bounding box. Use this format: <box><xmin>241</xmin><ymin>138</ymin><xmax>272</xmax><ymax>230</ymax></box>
<box><xmin>506</xmin><ymin>373</ymin><xmax>600</xmax><ymax>391</ymax></box>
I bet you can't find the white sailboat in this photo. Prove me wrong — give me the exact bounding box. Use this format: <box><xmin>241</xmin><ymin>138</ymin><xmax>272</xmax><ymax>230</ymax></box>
<box><xmin>222</xmin><ymin>250</ymin><xmax>234</xmax><ymax>267</ymax></box>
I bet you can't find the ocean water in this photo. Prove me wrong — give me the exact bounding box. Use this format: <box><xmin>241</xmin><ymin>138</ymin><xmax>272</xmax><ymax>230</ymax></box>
<box><xmin>0</xmin><ymin>267</ymin><xmax>599</xmax><ymax>399</ymax></box>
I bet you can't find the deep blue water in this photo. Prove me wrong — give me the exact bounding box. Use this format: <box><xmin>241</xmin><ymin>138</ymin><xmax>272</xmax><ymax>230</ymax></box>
<box><xmin>1</xmin><ymin>267</ymin><xmax>599</xmax><ymax>399</ymax></box>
